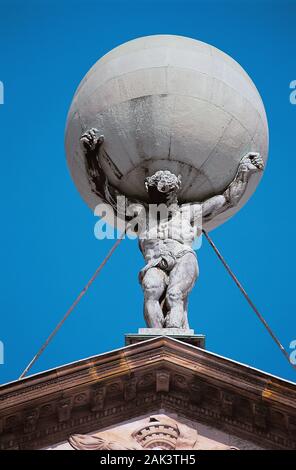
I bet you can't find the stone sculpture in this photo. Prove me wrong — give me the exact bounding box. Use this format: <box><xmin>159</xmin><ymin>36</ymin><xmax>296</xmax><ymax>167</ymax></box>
<box><xmin>69</xmin><ymin>414</ymin><xmax>238</xmax><ymax>450</ymax></box>
<box><xmin>66</xmin><ymin>35</ymin><xmax>268</xmax><ymax>330</ymax></box>
<box><xmin>66</xmin><ymin>35</ymin><xmax>268</xmax><ymax>232</ymax></box>
<box><xmin>81</xmin><ymin>128</ymin><xmax>264</xmax><ymax>328</ymax></box>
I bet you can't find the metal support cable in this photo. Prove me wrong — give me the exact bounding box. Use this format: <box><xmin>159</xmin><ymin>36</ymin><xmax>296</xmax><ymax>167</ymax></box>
<box><xmin>19</xmin><ymin>225</ymin><xmax>294</xmax><ymax>380</ymax></box>
<box><xmin>203</xmin><ymin>229</ymin><xmax>295</xmax><ymax>371</ymax></box>
<box><xmin>19</xmin><ymin>231</ymin><xmax>126</xmax><ymax>380</ymax></box>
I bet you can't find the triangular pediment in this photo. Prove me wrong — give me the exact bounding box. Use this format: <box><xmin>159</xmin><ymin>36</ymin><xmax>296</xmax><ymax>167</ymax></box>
<box><xmin>0</xmin><ymin>337</ymin><xmax>295</xmax><ymax>449</ymax></box>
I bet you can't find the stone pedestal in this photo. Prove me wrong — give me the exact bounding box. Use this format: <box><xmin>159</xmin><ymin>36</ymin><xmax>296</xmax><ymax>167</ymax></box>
<box><xmin>125</xmin><ymin>328</ymin><xmax>205</xmax><ymax>348</ymax></box>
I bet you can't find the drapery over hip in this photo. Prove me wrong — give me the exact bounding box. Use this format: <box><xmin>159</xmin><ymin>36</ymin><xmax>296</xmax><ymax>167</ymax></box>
<box><xmin>139</xmin><ymin>248</ymin><xmax>196</xmax><ymax>283</ymax></box>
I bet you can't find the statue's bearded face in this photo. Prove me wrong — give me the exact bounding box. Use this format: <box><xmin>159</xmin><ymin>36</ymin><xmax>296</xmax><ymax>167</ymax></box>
<box><xmin>145</xmin><ymin>171</ymin><xmax>182</xmax><ymax>203</ymax></box>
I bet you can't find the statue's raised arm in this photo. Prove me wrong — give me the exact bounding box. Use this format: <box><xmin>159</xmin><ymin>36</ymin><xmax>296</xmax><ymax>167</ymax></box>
<box><xmin>80</xmin><ymin>128</ymin><xmax>145</xmax><ymax>220</ymax></box>
<box><xmin>201</xmin><ymin>152</ymin><xmax>265</xmax><ymax>223</ymax></box>
<box><xmin>80</xmin><ymin>128</ymin><xmax>108</xmax><ymax>200</ymax></box>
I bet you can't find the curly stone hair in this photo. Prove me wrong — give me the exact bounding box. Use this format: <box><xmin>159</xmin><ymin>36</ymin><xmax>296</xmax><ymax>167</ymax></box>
<box><xmin>145</xmin><ymin>170</ymin><xmax>182</xmax><ymax>193</ymax></box>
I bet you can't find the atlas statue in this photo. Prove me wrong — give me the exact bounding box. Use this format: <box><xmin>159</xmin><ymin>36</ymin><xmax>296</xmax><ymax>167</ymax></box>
<box><xmin>80</xmin><ymin>128</ymin><xmax>264</xmax><ymax>329</ymax></box>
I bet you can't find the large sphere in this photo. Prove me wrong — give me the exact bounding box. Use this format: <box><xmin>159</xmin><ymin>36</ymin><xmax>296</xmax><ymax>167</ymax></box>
<box><xmin>66</xmin><ymin>35</ymin><xmax>268</xmax><ymax>230</ymax></box>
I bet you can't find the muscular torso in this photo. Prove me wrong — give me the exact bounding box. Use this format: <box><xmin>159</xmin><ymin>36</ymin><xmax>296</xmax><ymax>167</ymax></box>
<box><xmin>138</xmin><ymin>204</ymin><xmax>201</xmax><ymax>262</ymax></box>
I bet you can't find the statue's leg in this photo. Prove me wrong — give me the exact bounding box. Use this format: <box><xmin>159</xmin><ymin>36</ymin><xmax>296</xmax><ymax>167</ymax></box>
<box><xmin>165</xmin><ymin>253</ymin><xmax>198</xmax><ymax>328</ymax></box>
<box><xmin>182</xmin><ymin>298</ymin><xmax>190</xmax><ymax>329</ymax></box>
<box><xmin>141</xmin><ymin>267</ymin><xmax>167</xmax><ymax>328</ymax></box>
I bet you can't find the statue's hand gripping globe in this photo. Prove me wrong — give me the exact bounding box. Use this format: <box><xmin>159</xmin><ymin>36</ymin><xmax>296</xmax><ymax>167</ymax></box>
<box><xmin>65</xmin><ymin>35</ymin><xmax>268</xmax><ymax>230</ymax></box>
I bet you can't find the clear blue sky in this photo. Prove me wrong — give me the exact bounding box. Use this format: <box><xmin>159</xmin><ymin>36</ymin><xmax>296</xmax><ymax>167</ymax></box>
<box><xmin>0</xmin><ymin>0</ymin><xmax>296</xmax><ymax>384</ymax></box>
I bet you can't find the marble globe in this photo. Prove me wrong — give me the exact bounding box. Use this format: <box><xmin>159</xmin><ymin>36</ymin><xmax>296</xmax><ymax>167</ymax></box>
<box><xmin>65</xmin><ymin>35</ymin><xmax>268</xmax><ymax>230</ymax></box>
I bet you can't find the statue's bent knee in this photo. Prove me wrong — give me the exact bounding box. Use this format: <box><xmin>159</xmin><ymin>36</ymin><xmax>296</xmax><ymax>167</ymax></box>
<box><xmin>166</xmin><ymin>287</ymin><xmax>183</xmax><ymax>305</ymax></box>
<box><xmin>142</xmin><ymin>272</ymin><xmax>164</xmax><ymax>299</ymax></box>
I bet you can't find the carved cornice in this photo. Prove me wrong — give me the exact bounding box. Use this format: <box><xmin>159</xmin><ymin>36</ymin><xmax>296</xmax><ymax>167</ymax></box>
<box><xmin>0</xmin><ymin>337</ymin><xmax>295</xmax><ymax>450</ymax></box>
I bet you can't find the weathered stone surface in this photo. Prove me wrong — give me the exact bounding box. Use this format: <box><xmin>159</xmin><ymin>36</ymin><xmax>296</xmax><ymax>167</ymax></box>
<box><xmin>80</xmin><ymin>132</ymin><xmax>264</xmax><ymax>330</ymax></box>
<box><xmin>67</xmin><ymin>36</ymin><xmax>267</xmax><ymax>331</ymax></box>
<box><xmin>125</xmin><ymin>328</ymin><xmax>205</xmax><ymax>347</ymax></box>
<box><xmin>0</xmin><ymin>337</ymin><xmax>295</xmax><ymax>450</ymax></box>
<box><xmin>65</xmin><ymin>414</ymin><xmax>250</xmax><ymax>450</ymax></box>
<box><xmin>65</xmin><ymin>35</ymin><xmax>269</xmax><ymax>232</ymax></box>
<box><xmin>136</xmin><ymin>156</ymin><xmax>263</xmax><ymax>329</ymax></box>
<box><xmin>139</xmin><ymin>328</ymin><xmax>195</xmax><ymax>335</ymax></box>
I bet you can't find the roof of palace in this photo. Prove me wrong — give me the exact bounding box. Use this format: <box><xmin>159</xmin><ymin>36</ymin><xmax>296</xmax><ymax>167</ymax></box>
<box><xmin>0</xmin><ymin>336</ymin><xmax>296</xmax><ymax>449</ymax></box>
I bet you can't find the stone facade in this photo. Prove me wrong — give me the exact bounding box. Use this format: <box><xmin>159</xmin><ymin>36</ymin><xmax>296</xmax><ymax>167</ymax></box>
<box><xmin>0</xmin><ymin>337</ymin><xmax>295</xmax><ymax>450</ymax></box>
<box><xmin>46</xmin><ymin>413</ymin><xmax>262</xmax><ymax>450</ymax></box>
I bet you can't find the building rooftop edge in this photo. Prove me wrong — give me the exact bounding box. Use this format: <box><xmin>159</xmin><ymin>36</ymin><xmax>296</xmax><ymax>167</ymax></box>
<box><xmin>1</xmin><ymin>335</ymin><xmax>295</xmax><ymax>391</ymax></box>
